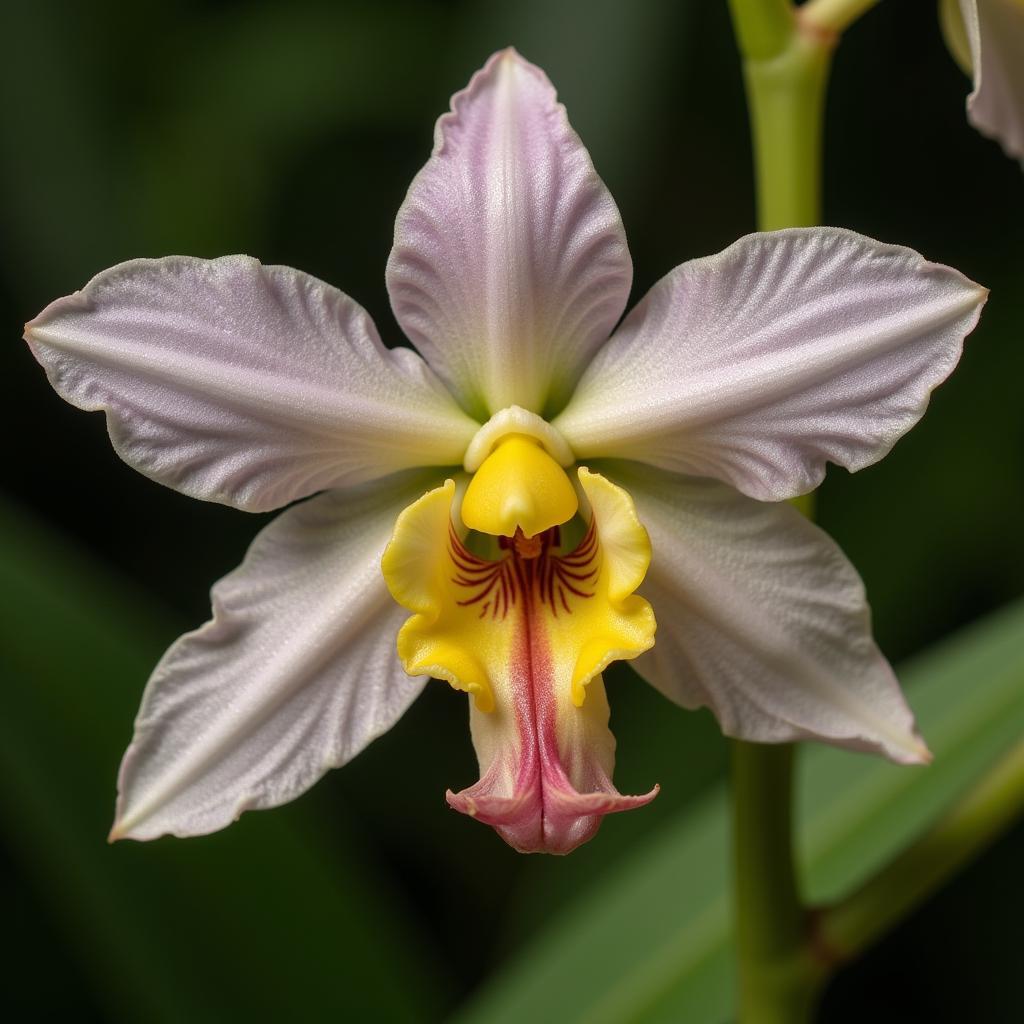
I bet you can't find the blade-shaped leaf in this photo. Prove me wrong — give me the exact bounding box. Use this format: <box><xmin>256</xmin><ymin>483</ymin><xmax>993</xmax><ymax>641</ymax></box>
<box><xmin>0</xmin><ymin>497</ymin><xmax>445</xmax><ymax>1022</ymax></box>
<box><xmin>455</xmin><ymin>599</ymin><xmax>1024</xmax><ymax>1024</ymax></box>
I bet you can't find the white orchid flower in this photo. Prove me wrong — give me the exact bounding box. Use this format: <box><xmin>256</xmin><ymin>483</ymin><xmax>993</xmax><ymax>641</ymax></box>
<box><xmin>943</xmin><ymin>0</ymin><xmax>1024</xmax><ymax>163</ymax></box>
<box><xmin>25</xmin><ymin>49</ymin><xmax>986</xmax><ymax>854</ymax></box>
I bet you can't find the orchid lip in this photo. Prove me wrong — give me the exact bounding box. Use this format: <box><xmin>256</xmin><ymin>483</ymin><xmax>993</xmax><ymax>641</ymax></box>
<box><xmin>382</xmin><ymin>471</ymin><xmax>658</xmax><ymax>853</ymax></box>
<box><xmin>444</xmin><ymin>514</ymin><xmax>658</xmax><ymax>854</ymax></box>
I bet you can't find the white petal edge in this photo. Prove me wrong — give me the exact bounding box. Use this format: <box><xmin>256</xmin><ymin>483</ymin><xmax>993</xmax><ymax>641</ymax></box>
<box><xmin>111</xmin><ymin>470</ymin><xmax>439</xmax><ymax>841</ymax></box>
<box><xmin>604</xmin><ymin>462</ymin><xmax>930</xmax><ymax>764</ymax></box>
<box><xmin>960</xmin><ymin>0</ymin><xmax>1024</xmax><ymax>164</ymax></box>
<box><xmin>386</xmin><ymin>47</ymin><xmax>632</xmax><ymax>419</ymax></box>
<box><xmin>554</xmin><ymin>228</ymin><xmax>987</xmax><ymax>502</ymax></box>
<box><xmin>26</xmin><ymin>256</ymin><xmax>479</xmax><ymax>513</ymax></box>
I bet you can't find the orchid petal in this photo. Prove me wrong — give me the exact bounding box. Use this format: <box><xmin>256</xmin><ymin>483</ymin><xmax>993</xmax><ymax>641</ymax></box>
<box><xmin>111</xmin><ymin>470</ymin><xmax>438</xmax><ymax>841</ymax></box>
<box><xmin>26</xmin><ymin>256</ymin><xmax>479</xmax><ymax>512</ymax></box>
<box><xmin>960</xmin><ymin>0</ymin><xmax>1024</xmax><ymax>163</ymax></box>
<box><xmin>386</xmin><ymin>48</ymin><xmax>632</xmax><ymax>419</ymax></box>
<box><xmin>554</xmin><ymin>229</ymin><xmax>987</xmax><ymax>502</ymax></box>
<box><xmin>606</xmin><ymin>462</ymin><xmax>929</xmax><ymax>764</ymax></box>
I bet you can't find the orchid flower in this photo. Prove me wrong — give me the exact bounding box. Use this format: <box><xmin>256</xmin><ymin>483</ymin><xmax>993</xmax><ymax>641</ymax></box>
<box><xmin>25</xmin><ymin>49</ymin><xmax>986</xmax><ymax>855</ymax></box>
<box><xmin>942</xmin><ymin>0</ymin><xmax>1024</xmax><ymax>163</ymax></box>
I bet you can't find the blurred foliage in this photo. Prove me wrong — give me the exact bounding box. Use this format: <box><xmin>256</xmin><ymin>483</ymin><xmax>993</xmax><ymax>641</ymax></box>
<box><xmin>1</xmin><ymin>0</ymin><xmax>1022</xmax><ymax>1021</ymax></box>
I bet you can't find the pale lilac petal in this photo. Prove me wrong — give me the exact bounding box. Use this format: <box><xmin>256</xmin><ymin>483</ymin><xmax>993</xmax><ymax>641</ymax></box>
<box><xmin>26</xmin><ymin>256</ymin><xmax>478</xmax><ymax>512</ymax></box>
<box><xmin>961</xmin><ymin>0</ymin><xmax>1024</xmax><ymax>163</ymax></box>
<box><xmin>111</xmin><ymin>470</ymin><xmax>438</xmax><ymax>841</ymax></box>
<box><xmin>606</xmin><ymin>462</ymin><xmax>929</xmax><ymax>764</ymax></box>
<box><xmin>386</xmin><ymin>48</ymin><xmax>632</xmax><ymax>418</ymax></box>
<box><xmin>554</xmin><ymin>229</ymin><xmax>987</xmax><ymax>502</ymax></box>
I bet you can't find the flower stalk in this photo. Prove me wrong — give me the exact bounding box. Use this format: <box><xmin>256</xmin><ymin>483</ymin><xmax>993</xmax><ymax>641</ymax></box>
<box><xmin>727</xmin><ymin>3</ymin><xmax>1017</xmax><ymax>1022</ymax></box>
<box><xmin>731</xmin><ymin>742</ymin><xmax>821</xmax><ymax>1024</ymax></box>
<box><xmin>736</xmin><ymin>3</ymin><xmax>834</xmax><ymax>231</ymax></box>
<box><xmin>726</xmin><ymin>1</ymin><xmax>838</xmax><ymax>1021</ymax></box>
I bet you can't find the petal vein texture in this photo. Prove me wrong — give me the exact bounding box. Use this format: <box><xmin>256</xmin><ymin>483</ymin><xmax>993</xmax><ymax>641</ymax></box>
<box><xmin>387</xmin><ymin>47</ymin><xmax>632</xmax><ymax>419</ymax></box>
<box><xmin>607</xmin><ymin>461</ymin><xmax>929</xmax><ymax>764</ymax></box>
<box><xmin>111</xmin><ymin>471</ymin><xmax>437</xmax><ymax>840</ymax></box>
<box><xmin>26</xmin><ymin>256</ymin><xmax>478</xmax><ymax>512</ymax></box>
<box><xmin>554</xmin><ymin>228</ymin><xmax>987</xmax><ymax>501</ymax></box>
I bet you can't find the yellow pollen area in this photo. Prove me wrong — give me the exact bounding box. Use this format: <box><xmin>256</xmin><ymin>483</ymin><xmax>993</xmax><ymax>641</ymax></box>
<box><xmin>461</xmin><ymin>434</ymin><xmax>578</xmax><ymax>538</ymax></box>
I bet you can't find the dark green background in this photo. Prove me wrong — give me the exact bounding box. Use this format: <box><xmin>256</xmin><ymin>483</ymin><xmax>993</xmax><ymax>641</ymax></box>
<box><xmin>1</xmin><ymin>1</ymin><xmax>1021</xmax><ymax>1020</ymax></box>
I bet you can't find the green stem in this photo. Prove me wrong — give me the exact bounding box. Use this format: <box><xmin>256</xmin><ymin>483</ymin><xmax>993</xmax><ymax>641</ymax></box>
<box><xmin>726</xmin><ymin>3</ymin><xmax>1024</xmax><ymax>1021</ymax></box>
<box><xmin>742</xmin><ymin>24</ymin><xmax>834</xmax><ymax>230</ymax></box>
<box><xmin>818</xmin><ymin>740</ymin><xmax>1024</xmax><ymax>959</ymax></box>
<box><xmin>728</xmin><ymin>0</ymin><xmax>792</xmax><ymax>60</ymax></box>
<box><xmin>731</xmin><ymin>743</ymin><xmax>821</xmax><ymax>1024</ymax></box>
<box><xmin>726</xmin><ymin>3</ymin><xmax>837</xmax><ymax>1022</ymax></box>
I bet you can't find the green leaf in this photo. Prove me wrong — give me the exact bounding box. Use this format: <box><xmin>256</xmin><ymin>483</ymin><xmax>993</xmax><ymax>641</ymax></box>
<box><xmin>454</xmin><ymin>599</ymin><xmax>1024</xmax><ymax>1024</ymax></box>
<box><xmin>0</xmin><ymin>497</ymin><xmax>446</xmax><ymax>1023</ymax></box>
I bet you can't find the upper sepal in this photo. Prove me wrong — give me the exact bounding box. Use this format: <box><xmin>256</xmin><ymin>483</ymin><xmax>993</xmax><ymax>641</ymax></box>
<box><xmin>387</xmin><ymin>48</ymin><xmax>632</xmax><ymax>419</ymax></box>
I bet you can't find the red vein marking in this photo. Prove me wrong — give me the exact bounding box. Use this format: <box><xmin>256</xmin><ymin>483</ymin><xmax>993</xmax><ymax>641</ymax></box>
<box><xmin>449</xmin><ymin>522</ymin><xmax>601</xmax><ymax>621</ymax></box>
